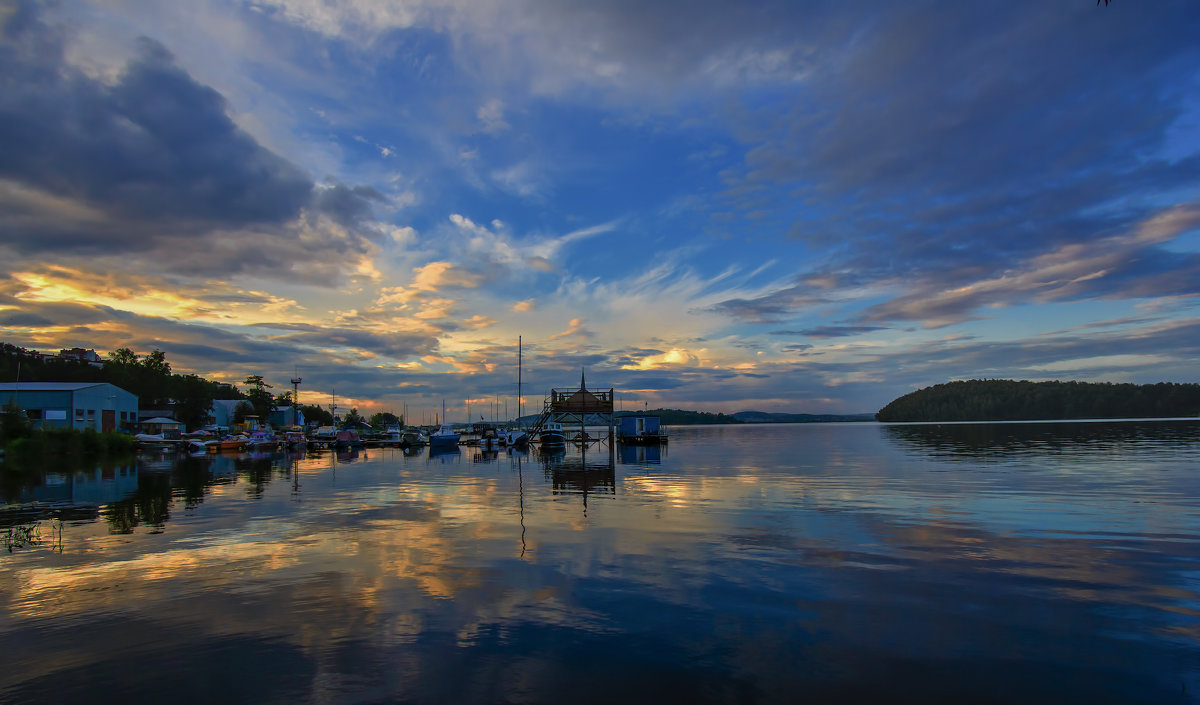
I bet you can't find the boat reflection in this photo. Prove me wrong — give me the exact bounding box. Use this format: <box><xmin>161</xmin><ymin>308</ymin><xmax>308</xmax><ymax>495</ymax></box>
<box><xmin>618</xmin><ymin>443</ymin><xmax>663</xmax><ymax>465</ymax></box>
<box><xmin>428</xmin><ymin>444</ymin><xmax>462</xmax><ymax>464</ymax></box>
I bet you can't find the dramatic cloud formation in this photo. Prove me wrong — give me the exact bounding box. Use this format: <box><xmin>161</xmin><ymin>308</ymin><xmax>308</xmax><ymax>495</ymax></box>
<box><xmin>1</xmin><ymin>0</ymin><xmax>1197</xmax><ymax>417</ymax></box>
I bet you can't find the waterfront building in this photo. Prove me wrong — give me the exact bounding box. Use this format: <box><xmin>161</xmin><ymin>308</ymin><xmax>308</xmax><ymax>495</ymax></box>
<box><xmin>0</xmin><ymin>382</ymin><xmax>138</xmax><ymax>432</ymax></box>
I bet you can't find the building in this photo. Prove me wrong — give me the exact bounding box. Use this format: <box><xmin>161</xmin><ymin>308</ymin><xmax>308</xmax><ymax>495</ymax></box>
<box><xmin>0</xmin><ymin>382</ymin><xmax>139</xmax><ymax>432</ymax></box>
<box><xmin>57</xmin><ymin>348</ymin><xmax>103</xmax><ymax>366</ymax></box>
<box><xmin>206</xmin><ymin>399</ymin><xmax>304</xmax><ymax>430</ymax></box>
<box><xmin>616</xmin><ymin>414</ymin><xmax>667</xmax><ymax>445</ymax></box>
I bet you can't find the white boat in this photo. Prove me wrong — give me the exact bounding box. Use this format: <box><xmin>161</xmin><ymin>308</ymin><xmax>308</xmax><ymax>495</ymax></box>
<box><xmin>400</xmin><ymin>428</ymin><xmax>428</xmax><ymax>447</ymax></box>
<box><xmin>504</xmin><ymin>429</ymin><xmax>528</xmax><ymax>448</ymax></box>
<box><xmin>429</xmin><ymin>425</ymin><xmax>460</xmax><ymax>447</ymax></box>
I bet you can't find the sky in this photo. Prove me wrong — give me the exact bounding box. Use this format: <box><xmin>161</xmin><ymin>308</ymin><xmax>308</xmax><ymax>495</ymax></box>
<box><xmin>1</xmin><ymin>0</ymin><xmax>1199</xmax><ymax>421</ymax></box>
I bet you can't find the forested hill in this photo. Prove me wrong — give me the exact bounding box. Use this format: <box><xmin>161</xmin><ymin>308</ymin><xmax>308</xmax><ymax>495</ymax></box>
<box><xmin>613</xmin><ymin>409</ymin><xmax>874</xmax><ymax>424</ymax></box>
<box><xmin>615</xmin><ymin>408</ymin><xmax>742</xmax><ymax>424</ymax></box>
<box><xmin>875</xmin><ymin>380</ymin><xmax>1200</xmax><ymax>422</ymax></box>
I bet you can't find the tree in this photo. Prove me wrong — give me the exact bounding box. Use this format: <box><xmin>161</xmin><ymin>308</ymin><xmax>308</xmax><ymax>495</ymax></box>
<box><xmin>1</xmin><ymin>398</ymin><xmax>29</xmax><ymax>443</ymax></box>
<box><xmin>139</xmin><ymin>349</ymin><xmax>173</xmax><ymax>408</ymax></box>
<box><xmin>171</xmin><ymin>374</ymin><xmax>216</xmax><ymax>431</ymax></box>
<box><xmin>343</xmin><ymin>407</ymin><xmax>363</xmax><ymax>426</ymax></box>
<box><xmin>107</xmin><ymin>348</ymin><xmax>139</xmax><ymax>367</ymax></box>
<box><xmin>232</xmin><ymin>401</ymin><xmax>255</xmax><ymax>425</ymax></box>
<box><xmin>142</xmin><ymin>349</ymin><xmax>171</xmax><ymax>377</ymax></box>
<box><xmin>369</xmin><ymin>411</ymin><xmax>401</xmax><ymax>428</ymax></box>
<box><xmin>298</xmin><ymin>404</ymin><xmax>333</xmax><ymax>426</ymax></box>
<box><xmin>243</xmin><ymin>375</ymin><xmax>274</xmax><ymax>421</ymax></box>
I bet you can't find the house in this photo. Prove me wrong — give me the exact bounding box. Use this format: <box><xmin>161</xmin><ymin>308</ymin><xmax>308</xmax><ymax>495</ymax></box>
<box><xmin>206</xmin><ymin>400</ymin><xmax>304</xmax><ymax>430</ymax></box>
<box><xmin>269</xmin><ymin>406</ymin><xmax>304</xmax><ymax>428</ymax></box>
<box><xmin>616</xmin><ymin>414</ymin><xmax>667</xmax><ymax>445</ymax></box>
<box><xmin>140</xmin><ymin>416</ymin><xmax>183</xmax><ymax>439</ymax></box>
<box><xmin>57</xmin><ymin>348</ymin><xmax>103</xmax><ymax>366</ymax></box>
<box><xmin>208</xmin><ymin>399</ymin><xmax>247</xmax><ymax>429</ymax></box>
<box><xmin>0</xmin><ymin>382</ymin><xmax>139</xmax><ymax>432</ymax></box>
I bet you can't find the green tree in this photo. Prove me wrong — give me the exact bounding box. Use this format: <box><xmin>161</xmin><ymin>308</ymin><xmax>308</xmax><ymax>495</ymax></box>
<box><xmin>171</xmin><ymin>374</ymin><xmax>216</xmax><ymax>431</ymax></box>
<box><xmin>1</xmin><ymin>398</ymin><xmax>30</xmax><ymax>443</ymax></box>
<box><xmin>243</xmin><ymin>375</ymin><xmax>274</xmax><ymax>421</ymax></box>
<box><xmin>232</xmin><ymin>401</ymin><xmax>255</xmax><ymax>425</ymax></box>
<box><xmin>343</xmin><ymin>407</ymin><xmax>363</xmax><ymax>426</ymax></box>
<box><xmin>298</xmin><ymin>404</ymin><xmax>333</xmax><ymax>426</ymax></box>
<box><xmin>369</xmin><ymin>411</ymin><xmax>401</xmax><ymax>428</ymax></box>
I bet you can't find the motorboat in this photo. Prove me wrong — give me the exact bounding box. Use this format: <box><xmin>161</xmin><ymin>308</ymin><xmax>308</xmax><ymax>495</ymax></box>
<box><xmin>335</xmin><ymin>429</ymin><xmax>362</xmax><ymax>449</ymax></box>
<box><xmin>538</xmin><ymin>422</ymin><xmax>566</xmax><ymax>447</ymax></box>
<box><xmin>504</xmin><ymin>428</ymin><xmax>528</xmax><ymax>448</ymax></box>
<box><xmin>429</xmin><ymin>425</ymin><xmax>461</xmax><ymax>448</ymax></box>
<box><xmin>247</xmin><ymin>430</ymin><xmax>279</xmax><ymax>450</ymax></box>
<box><xmin>206</xmin><ymin>436</ymin><xmax>250</xmax><ymax>453</ymax></box>
<box><xmin>400</xmin><ymin>428</ymin><xmax>428</xmax><ymax>448</ymax></box>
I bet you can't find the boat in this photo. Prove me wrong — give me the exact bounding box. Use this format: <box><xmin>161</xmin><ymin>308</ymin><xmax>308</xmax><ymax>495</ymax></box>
<box><xmin>538</xmin><ymin>422</ymin><xmax>566</xmax><ymax>447</ymax></box>
<box><xmin>283</xmin><ymin>430</ymin><xmax>307</xmax><ymax>448</ymax></box>
<box><xmin>206</xmin><ymin>436</ymin><xmax>250</xmax><ymax>453</ymax></box>
<box><xmin>478</xmin><ymin>424</ymin><xmax>501</xmax><ymax>450</ymax></box>
<box><xmin>334</xmin><ymin>429</ymin><xmax>362</xmax><ymax>449</ymax></box>
<box><xmin>504</xmin><ymin>428</ymin><xmax>528</xmax><ymax>448</ymax></box>
<box><xmin>429</xmin><ymin>425</ymin><xmax>460</xmax><ymax>448</ymax></box>
<box><xmin>134</xmin><ymin>433</ymin><xmax>177</xmax><ymax>453</ymax></box>
<box><xmin>247</xmin><ymin>430</ymin><xmax>279</xmax><ymax>451</ymax></box>
<box><xmin>400</xmin><ymin>428</ymin><xmax>428</xmax><ymax>448</ymax></box>
<box><xmin>429</xmin><ymin>400</ymin><xmax>460</xmax><ymax>448</ymax></box>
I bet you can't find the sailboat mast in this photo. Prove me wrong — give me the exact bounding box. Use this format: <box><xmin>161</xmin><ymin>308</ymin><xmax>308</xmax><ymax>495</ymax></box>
<box><xmin>517</xmin><ymin>335</ymin><xmax>523</xmax><ymax>429</ymax></box>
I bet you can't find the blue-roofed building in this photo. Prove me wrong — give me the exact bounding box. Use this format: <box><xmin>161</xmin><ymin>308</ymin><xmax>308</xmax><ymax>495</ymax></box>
<box><xmin>0</xmin><ymin>382</ymin><xmax>139</xmax><ymax>432</ymax></box>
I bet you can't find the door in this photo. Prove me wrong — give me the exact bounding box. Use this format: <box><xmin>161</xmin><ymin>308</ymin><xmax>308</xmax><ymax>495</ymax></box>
<box><xmin>102</xmin><ymin>409</ymin><xmax>116</xmax><ymax>433</ymax></box>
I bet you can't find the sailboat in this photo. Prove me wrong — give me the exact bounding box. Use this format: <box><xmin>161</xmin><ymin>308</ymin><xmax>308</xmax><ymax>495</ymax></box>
<box><xmin>505</xmin><ymin>336</ymin><xmax>529</xmax><ymax>448</ymax></box>
<box><xmin>429</xmin><ymin>399</ymin><xmax>461</xmax><ymax>448</ymax></box>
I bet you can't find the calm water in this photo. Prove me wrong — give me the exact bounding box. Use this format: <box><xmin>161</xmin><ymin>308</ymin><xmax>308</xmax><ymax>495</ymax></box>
<box><xmin>2</xmin><ymin>421</ymin><xmax>1199</xmax><ymax>704</ymax></box>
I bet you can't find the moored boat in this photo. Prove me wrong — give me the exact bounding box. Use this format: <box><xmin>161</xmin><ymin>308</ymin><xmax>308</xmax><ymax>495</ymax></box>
<box><xmin>400</xmin><ymin>428</ymin><xmax>428</xmax><ymax>448</ymax></box>
<box><xmin>538</xmin><ymin>422</ymin><xmax>566</xmax><ymax>447</ymax></box>
<box><xmin>206</xmin><ymin>436</ymin><xmax>250</xmax><ymax>453</ymax></box>
<box><xmin>429</xmin><ymin>425</ymin><xmax>460</xmax><ymax>447</ymax></box>
<box><xmin>334</xmin><ymin>429</ymin><xmax>362</xmax><ymax>449</ymax></box>
<box><xmin>504</xmin><ymin>428</ymin><xmax>529</xmax><ymax>448</ymax></box>
<box><xmin>247</xmin><ymin>430</ymin><xmax>279</xmax><ymax>451</ymax></box>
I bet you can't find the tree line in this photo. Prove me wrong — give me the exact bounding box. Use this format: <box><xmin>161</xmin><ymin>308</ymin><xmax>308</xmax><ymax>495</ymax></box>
<box><xmin>875</xmin><ymin>379</ymin><xmax>1200</xmax><ymax>422</ymax></box>
<box><xmin>1</xmin><ymin>344</ymin><xmax>399</xmax><ymax>431</ymax></box>
<box><xmin>616</xmin><ymin>408</ymin><xmax>744</xmax><ymax>425</ymax></box>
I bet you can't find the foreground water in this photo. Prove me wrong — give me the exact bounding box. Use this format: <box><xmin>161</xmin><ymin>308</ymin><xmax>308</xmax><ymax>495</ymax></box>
<box><xmin>2</xmin><ymin>421</ymin><xmax>1199</xmax><ymax>704</ymax></box>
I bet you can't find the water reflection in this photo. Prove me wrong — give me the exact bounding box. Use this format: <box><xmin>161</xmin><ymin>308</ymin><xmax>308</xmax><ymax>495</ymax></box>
<box><xmin>618</xmin><ymin>442</ymin><xmax>663</xmax><ymax>465</ymax></box>
<box><xmin>884</xmin><ymin>418</ymin><xmax>1200</xmax><ymax>458</ymax></box>
<box><xmin>1</xmin><ymin>423</ymin><xmax>1198</xmax><ymax>705</ymax></box>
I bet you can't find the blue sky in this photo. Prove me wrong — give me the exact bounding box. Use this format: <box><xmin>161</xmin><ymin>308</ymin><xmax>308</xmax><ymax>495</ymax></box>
<box><xmin>1</xmin><ymin>0</ymin><xmax>1198</xmax><ymax>419</ymax></box>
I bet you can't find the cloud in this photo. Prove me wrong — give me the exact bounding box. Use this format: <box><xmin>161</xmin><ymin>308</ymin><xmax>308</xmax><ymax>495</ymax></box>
<box><xmin>0</xmin><ymin>5</ymin><xmax>384</xmax><ymax>284</ymax></box>
<box><xmin>476</xmin><ymin>98</ymin><xmax>509</xmax><ymax>133</ymax></box>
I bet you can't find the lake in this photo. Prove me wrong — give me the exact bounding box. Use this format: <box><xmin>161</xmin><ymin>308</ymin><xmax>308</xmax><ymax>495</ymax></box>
<box><xmin>2</xmin><ymin>420</ymin><xmax>1199</xmax><ymax>704</ymax></box>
